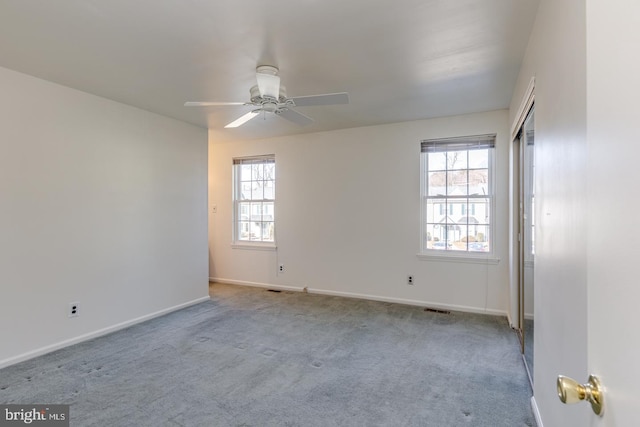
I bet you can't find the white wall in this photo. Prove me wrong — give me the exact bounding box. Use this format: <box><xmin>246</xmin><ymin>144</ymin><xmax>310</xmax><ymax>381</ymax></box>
<box><xmin>0</xmin><ymin>66</ymin><xmax>209</xmax><ymax>367</ymax></box>
<box><xmin>209</xmin><ymin>110</ymin><xmax>511</xmax><ymax>315</ymax></box>
<box><xmin>509</xmin><ymin>0</ymin><xmax>589</xmax><ymax>424</ymax></box>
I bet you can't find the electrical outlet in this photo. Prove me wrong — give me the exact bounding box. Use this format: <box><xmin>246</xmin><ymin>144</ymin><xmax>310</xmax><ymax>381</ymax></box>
<box><xmin>68</xmin><ymin>302</ymin><xmax>80</xmax><ymax>318</ymax></box>
<box><xmin>407</xmin><ymin>275</ymin><xmax>414</xmax><ymax>285</ymax></box>
<box><xmin>279</xmin><ymin>264</ymin><xmax>284</xmax><ymax>273</ymax></box>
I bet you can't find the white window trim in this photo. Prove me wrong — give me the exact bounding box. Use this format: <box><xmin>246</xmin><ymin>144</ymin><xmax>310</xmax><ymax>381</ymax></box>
<box><xmin>231</xmin><ymin>155</ymin><xmax>277</xmax><ymax>250</ymax></box>
<box><xmin>416</xmin><ymin>252</ymin><xmax>500</xmax><ymax>264</ymax></box>
<box><xmin>419</xmin><ymin>135</ymin><xmax>498</xmax><ymax>262</ymax></box>
<box><xmin>231</xmin><ymin>242</ymin><xmax>277</xmax><ymax>251</ymax></box>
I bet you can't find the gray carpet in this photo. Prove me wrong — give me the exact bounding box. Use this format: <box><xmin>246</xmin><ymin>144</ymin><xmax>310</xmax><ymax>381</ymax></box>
<box><xmin>0</xmin><ymin>283</ymin><xmax>534</xmax><ymax>426</ymax></box>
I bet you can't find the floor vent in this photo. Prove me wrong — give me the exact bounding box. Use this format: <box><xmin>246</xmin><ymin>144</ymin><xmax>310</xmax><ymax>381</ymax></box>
<box><xmin>267</xmin><ymin>289</ymin><xmax>282</xmax><ymax>293</ymax></box>
<box><xmin>424</xmin><ymin>307</ymin><xmax>451</xmax><ymax>314</ymax></box>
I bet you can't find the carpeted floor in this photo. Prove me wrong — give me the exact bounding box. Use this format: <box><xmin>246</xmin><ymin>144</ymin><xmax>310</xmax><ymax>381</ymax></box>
<box><xmin>0</xmin><ymin>283</ymin><xmax>534</xmax><ymax>426</ymax></box>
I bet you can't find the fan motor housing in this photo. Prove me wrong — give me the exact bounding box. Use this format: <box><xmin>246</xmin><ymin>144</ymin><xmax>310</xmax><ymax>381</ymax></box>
<box><xmin>262</xmin><ymin>102</ymin><xmax>278</xmax><ymax>113</ymax></box>
<box><xmin>249</xmin><ymin>85</ymin><xmax>288</xmax><ymax>105</ymax></box>
<box><xmin>256</xmin><ymin>65</ymin><xmax>279</xmax><ymax>76</ymax></box>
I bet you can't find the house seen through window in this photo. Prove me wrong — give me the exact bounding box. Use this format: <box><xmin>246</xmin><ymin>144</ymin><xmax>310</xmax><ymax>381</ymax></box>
<box><xmin>233</xmin><ymin>156</ymin><xmax>275</xmax><ymax>243</ymax></box>
<box><xmin>421</xmin><ymin>135</ymin><xmax>495</xmax><ymax>253</ymax></box>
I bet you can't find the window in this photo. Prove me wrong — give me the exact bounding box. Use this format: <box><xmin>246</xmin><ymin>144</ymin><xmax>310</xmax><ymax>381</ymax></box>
<box><xmin>421</xmin><ymin>134</ymin><xmax>495</xmax><ymax>254</ymax></box>
<box><xmin>233</xmin><ymin>156</ymin><xmax>275</xmax><ymax>244</ymax></box>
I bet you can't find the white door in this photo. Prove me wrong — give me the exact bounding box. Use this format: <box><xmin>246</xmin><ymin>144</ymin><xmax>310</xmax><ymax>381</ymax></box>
<box><xmin>584</xmin><ymin>0</ymin><xmax>640</xmax><ymax>424</ymax></box>
<box><xmin>515</xmin><ymin>1</ymin><xmax>640</xmax><ymax>425</ymax></box>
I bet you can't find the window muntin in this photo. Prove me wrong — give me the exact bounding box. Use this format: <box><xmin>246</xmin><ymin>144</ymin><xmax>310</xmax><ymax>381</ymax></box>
<box><xmin>233</xmin><ymin>156</ymin><xmax>275</xmax><ymax>243</ymax></box>
<box><xmin>421</xmin><ymin>135</ymin><xmax>495</xmax><ymax>254</ymax></box>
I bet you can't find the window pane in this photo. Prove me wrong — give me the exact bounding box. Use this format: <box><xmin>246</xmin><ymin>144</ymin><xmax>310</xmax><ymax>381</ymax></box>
<box><xmin>425</xmin><ymin>223</ymin><xmax>436</xmax><ymax>248</ymax></box>
<box><xmin>262</xmin><ymin>222</ymin><xmax>274</xmax><ymax>241</ymax></box>
<box><xmin>240</xmin><ymin>182</ymin><xmax>252</xmax><ymax>200</ymax></box>
<box><xmin>469</xmin><ymin>241</ymin><xmax>489</xmax><ymax>252</ymax></box>
<box><xmin>251</xmin><ymin>181</ymin><xmax>264</xmax><ymax>200</ymax></box>
<box><xmin>250</xmin><ymin>202</ymin><xmax>262</xmax><ymax>221</ymax></box>
<box><xmin>262</xmin><ymin>202</ymin><xmax>274</xmax><ymax>221</ymax></box>
<box><xmin>468</xmin><ymin>169</ymin><xmax>489</xmax><ymax>195</ymax></box>
<box><xmin>264</xmin><ymin>162</ymin><xmax>275</xmax><ymax>180</ymax></box>
<box><xmin>428</xmin><ymin>152</ymin><xmax>447</xmax><ymax>171</ymax></box>
<box><xmin>469</xmin><ymin>149</ymin><xmax>489</xmax><ymax>168</ymax></box>
<box><xmin>238</xmin><ymin>202</ymin><xmax>251</xmax><ymax>220</ymax></box>
<box><xmin>472</xmin><ymin>198</ymin><xmax>490</xmax><ymax>225</ymax></box>
<box><xmin>451</xmin><ymin>224</ymin><xmax>468</xmax><ymax>251</ymax></box>
<box><xmin>426</xmin><ymin>199</ymin><xmax>445</xmax><ymax>223</ymax></box>
<box><xmin>428</xmin><ymin>172</ymin><xmax>447</xmax><ymax>196</ymax></box>
<box><xmin>457</xmin><ymin>202</ymin><xmax>469</xmax><ymax>224</ymax></box>
<box><xmin>435</xmin><ymin>223</ymin><xmax>444</xmax><ymax>246</ymax></box>
<box><xmin>447</xmin><ymin>170</ymin><xmax>468</xmax><ymax>196</ymax></box>
<box><xmin>252</xmin><ymin>163</ymin><xmax>264</xmax><ymax>181</ymax></box>
<box><xmin>238</xmin><ymin>221</ymin><xmax>251</xmax><ymax>240</ymax></box>
<box><xmin>263</xmin><ymin>180</ymin><xmax>275</xmax><ymax>200</ymax></box>
<box><xmin>426</xmin><ymin>224</ymin><xmax>450</xmax><ymax>250</ymax></box>
<box><xmin>472</xmin><ymin>225</ymin><xmax>490</xmax><ymax>252</ymax></box>
<box><xmin>240</xmin><ymin>164</ymin><xmax>252</xmax><ymax>182</ymax></box>
<box><xmin>447</xmin><ymin>150</ymin><xmax>467</xmax><ymax>170</ymax></box>
<box><xmin>463</xmin><ymin>230</ymin><xmax>479</xmax><ymax>248</ymax></box>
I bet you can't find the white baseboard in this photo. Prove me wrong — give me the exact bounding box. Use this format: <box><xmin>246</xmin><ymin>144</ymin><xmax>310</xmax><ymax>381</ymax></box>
<box><xmin>506</xmin><ymin>313</ymin><xmax>534</xmax><ymax>328</ymax></box>
<box><xmin>308</xmin><ymin>288</ymin><xmax>506</xmax><ymax>316</ymax></box>
<box><xmin>531</xmin><ymin>396</ymin><xmax>543</xmax><ymax>427</ymax></box>
<box><xmin>211</xmin><ymin>277</ymin><xmax>305</xmax><ymax>293</ymax></box>
<box><xmin>210</xmin><ymin>278</ymin><xmax>506</xmax><ymax>317</ymax></box>
<box><xmin>0</xmin><ymin>295</ymin><xmax>211</xmax><ymax>370</ymax></box>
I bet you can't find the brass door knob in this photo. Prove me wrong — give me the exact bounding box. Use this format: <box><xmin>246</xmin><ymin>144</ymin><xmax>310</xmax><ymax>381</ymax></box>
<box><xmin>557</xmin><ymin>374</ymin><xmax>604</xmax><ymax>416</ymax></box>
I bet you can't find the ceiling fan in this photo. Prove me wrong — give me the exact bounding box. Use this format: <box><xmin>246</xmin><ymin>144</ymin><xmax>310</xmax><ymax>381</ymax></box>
<box><xmin>184</xmin><ymin>65</ymin><xmax>349</xmax><ymax>128</ymax></box>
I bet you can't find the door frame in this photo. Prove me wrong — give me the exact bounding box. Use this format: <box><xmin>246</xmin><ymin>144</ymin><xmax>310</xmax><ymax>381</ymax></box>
<box><xmin>509</xmin><ymin>77</ymin><xmax>535</xmax><ymax>332</ymax></box>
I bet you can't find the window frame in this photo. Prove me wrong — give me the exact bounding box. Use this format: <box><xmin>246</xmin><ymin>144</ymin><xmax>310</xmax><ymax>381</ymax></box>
<box><xmin>418</xmin><ymin>134</ymin><xmax>499</xmax><ymax>263</ymax></box>
<box><xmin>232</xmin><ymin>155</ymin><xmax>277</xmax><ymax>250</ymax></box>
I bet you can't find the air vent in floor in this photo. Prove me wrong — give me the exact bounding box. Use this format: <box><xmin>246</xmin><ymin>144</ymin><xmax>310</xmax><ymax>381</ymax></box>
<box><xmin>424</xmin><ymin>307</ymin><xmax>451</xmax><ymax>314</ymax></box>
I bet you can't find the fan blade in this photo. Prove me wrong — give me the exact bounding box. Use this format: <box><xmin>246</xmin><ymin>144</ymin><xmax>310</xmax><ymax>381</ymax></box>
<box><xmin>276</xmin><ymin>108</ymin><xmax>314</xmax><ymax>126</ymax></box>
<box><xmin>290</xmin><ymin>92</ymin><xmax>349</xmax><ymax>107</ymax></box>
<box><xmin>256</xmin><ymin>73</ymin><xmax>281</xmax><ymax>99</ymax></box>
<box><xmin>225</xmin><ymin>111</ymin><xmax>260</xmax><ymax>128</ymax></box>
<box><xmin>184</xmin><ymin>102</ymin><xmax>247</xmax><ymax>107</ymax></box>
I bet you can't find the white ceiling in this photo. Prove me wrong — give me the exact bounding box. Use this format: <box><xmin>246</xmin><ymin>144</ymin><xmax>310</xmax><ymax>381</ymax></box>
<box><xmin>0</xmin><ymin>0</ymin><xmax>539</xmax><ymax>140</ymax></box>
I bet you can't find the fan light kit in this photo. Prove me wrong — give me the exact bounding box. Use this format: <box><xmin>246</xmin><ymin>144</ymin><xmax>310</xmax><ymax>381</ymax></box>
<box><xmin>185</xmin><ymin>65</ymin><xmax>349</xmax><ymax>128</ymax></box>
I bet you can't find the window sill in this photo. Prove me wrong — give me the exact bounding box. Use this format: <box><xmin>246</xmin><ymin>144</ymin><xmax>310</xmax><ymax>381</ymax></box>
<box><xmin>416</xmin><ymin>252</ymin><xmax>500</xmax><ymax>265</ymax></box>
<box><xmin>231</xmin><ymin>242</ymin><xmax>277</xmax><ymax>251</ymax></box>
